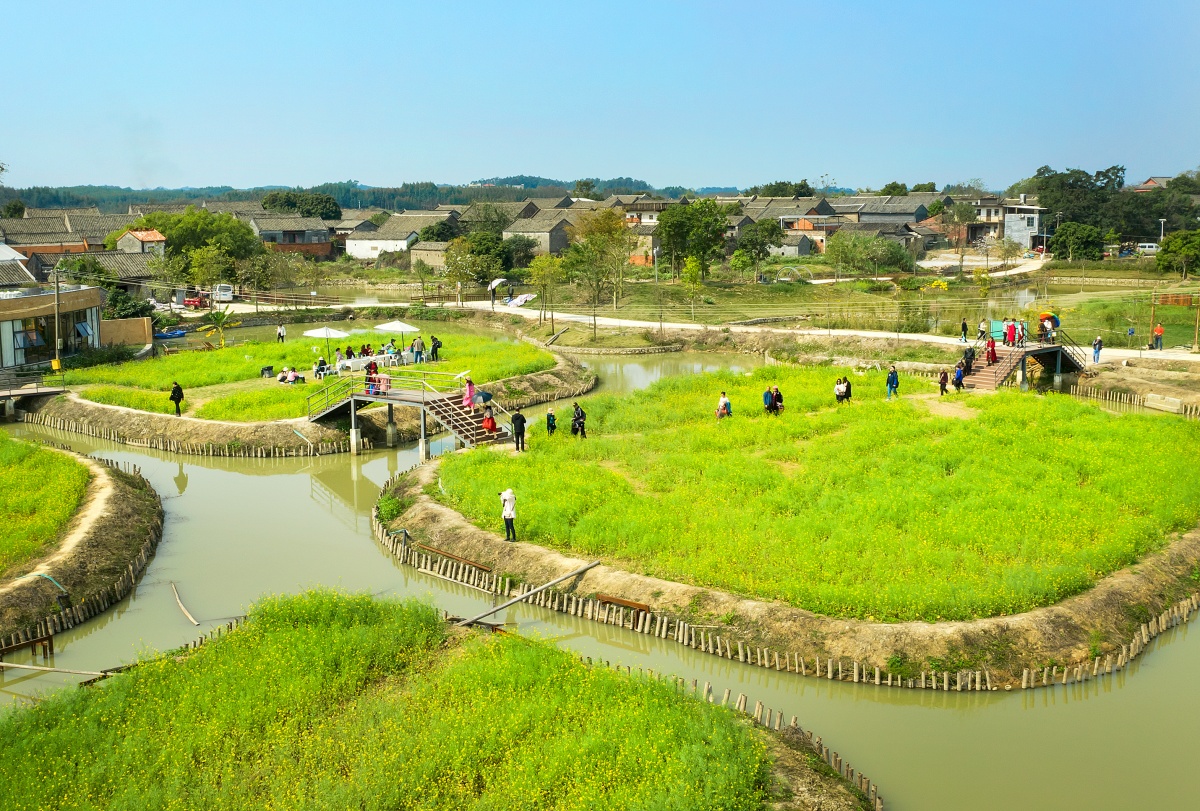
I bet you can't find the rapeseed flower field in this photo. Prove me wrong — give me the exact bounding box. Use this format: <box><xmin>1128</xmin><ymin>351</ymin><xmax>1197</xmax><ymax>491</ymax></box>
<box><xmin>0</xmin><ymin>432</ymin><xmax>90</xmax><ymax>575</ymax></box>
<box><xmin>0</xmin><ymin>591</ymin><xmax>769</xmax><ymax>809</ymax></box>
<box><xmin>437</xmin><ymin>367</ymin><xmax>1200</xmax><ymax>621</ymax></box>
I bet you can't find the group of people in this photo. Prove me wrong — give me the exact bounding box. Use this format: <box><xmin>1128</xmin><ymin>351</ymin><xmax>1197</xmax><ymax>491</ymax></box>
<box><xmin>834</xmin><ymin>377</ymin><xmax>853</xmax><ymax>403</ymax></box>
<box><xmin>939</xmin><ymin>365</ymin><xmax>965</xmax><ymax>394</ymax></box>
<box><xmin>762</xmin><ymin>385</ymin><xmax>785</xmax><ymax>415</ymax></box>
<box><xmin>276</xmin><ymin>367</ymin><xmax>304</xmax><ymax>384</ymax></box>
<box><xmin>332</xmin><ymin>335</ymin><xmax>442</xmax><ymax>364</ymax></box>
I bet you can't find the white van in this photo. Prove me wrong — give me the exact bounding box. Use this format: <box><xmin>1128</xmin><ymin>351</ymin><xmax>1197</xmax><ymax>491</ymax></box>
<box><xmin>1138</xmin><ymin>243</ymin><xmax>1160</xmax><ymax>255</ymax></box>
<box><xmin>213</xmin><ymin>283</ymin><xmax>235</xmax><ymax>303</ymax></box>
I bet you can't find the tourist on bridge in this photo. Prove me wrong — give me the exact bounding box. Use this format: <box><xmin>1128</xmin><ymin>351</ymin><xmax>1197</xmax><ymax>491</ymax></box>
<box><xmin>716</xmin><ymin>391</ymin><xmax>732</xmax><ymax>419</ymax></box>
<box><xmin>462</xmin><ymin>378</ymin><xmax>476</xmax><ymax>410</ymax></box>
<box><xmin>978</xmin><ymin>319</ymin><xmax>988</xmax><ymax>341</ymax></box>
<box><xmin>499</xmin><ymin>488</ymin><xmax>517</xmax><ymax>542</ymax></box>
<box><xmin>1153</xmin><ymin>323</ymin><xmax>1164</xmax><ymax>351</ymax></box>
<box><xmin>511</xmin><ymin>409</ymin><xmax>527</xmax><ymax>451</ymax></box>
<box><xmin>1093</xmin><ymin>335</ymin><xmax>1103</xmax><ymax>363</ymax></box>
<box><xmin>886</xmin><ymin>366</ymin><xmax>900</xmax><ymax>400</ymax></box>
<box><xmin>962</xmin><ymin>345</ymin><xmax>975</xmax><ymax>375</ymax></box>
<box><xmin>1016</xmin><ymin>320</ymin><xmax>1026</xmax><ymax>347</ymax></box>
<box><xmin>986</xmin><ymin>335</ymin><xmax>998</xmax><ymax>366</ymax></box>
<box><xmin>481</xmin><ymin>404</ymin><xmax>497</xmax><ymax>435</ymax></box>
<box><xmin>571</xmin><ymin>402</ymin><xmax>587</xmax><ymax>438</ymax></box>
<box><xmin>960</xmin><ymin>318</ymin><xmax>968</xmax><ymax>343</ymax></box>
<box><xmin>1005</xmin><ymin>319</ymin><xmax>1016</xmax><ymax>346</ymax></box>
<box><xmin>546</xmin><ymin>407</ymin><xmax>557</xmax><ymax>436</ymax></box>
<box><xmin>938</xmin><ymin>369</ymin><xmax>949</xmax><ymax>396</ymax></box>
<box><xmin>169</xmin><ymin>381</ymin><xmax>184</xmax><ymax>417</ymax></box>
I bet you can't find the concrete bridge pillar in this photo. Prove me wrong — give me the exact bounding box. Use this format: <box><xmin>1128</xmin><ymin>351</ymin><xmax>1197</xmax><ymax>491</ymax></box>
<box><xmin>418</xmin><ymin>407</ymin><xmax>430</xmax><ymax>461</ymax></box>
<box><xmin>349</xmin><ymin>397</ymin><xmax>361</xmax><ymax>455</ymax></box>
<box><xmin>386</xmin><ymin>403</ymin><xmax>397</xmax><ymax>448</ymax></box>
<box><xmin>1018</xmin><ymin>356</ymin><xmax>1028</xmax><ymax>392</ymax></box>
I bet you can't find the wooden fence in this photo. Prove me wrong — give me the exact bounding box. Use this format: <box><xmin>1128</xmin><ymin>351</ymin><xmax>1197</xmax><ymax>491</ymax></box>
<box><xmin>1067</xmin><ymin>384</ymin><xmax>1200</xmax><ymax>419</ymax></box>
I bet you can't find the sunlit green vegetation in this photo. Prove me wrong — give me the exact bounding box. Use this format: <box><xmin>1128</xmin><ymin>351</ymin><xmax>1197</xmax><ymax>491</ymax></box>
<box><xmin>0</xmin><ymin>591</ymin><xmax>770</xmax><ymax>809</ymax></box>
<box><xmin>66</xmin><ymin>322</ymin><xmax>555</xmax><ymax>422</ymax></box>
<box><xmin>0</xmin><ymin>433</ymin><xmax>90</xmax><ymax>575</ymax></box>
<box><xmin>437</xmin><ymin>367</ymin><xmax>1200</xmax><ymax>621</ymax></box>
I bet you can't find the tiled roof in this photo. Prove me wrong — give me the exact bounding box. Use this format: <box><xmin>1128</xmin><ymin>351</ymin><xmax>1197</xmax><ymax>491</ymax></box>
<box><xmin>56</xmin><ymin>251</ymin><xmax>157</xmax><ymax>280</ymax></box>
<box><xmin>411</xmin><ymin>241</ymin><xmax>450</xmax><ymax>251</ymax></box>
<box><xmin>459</xmin><ymin>201</ymin><xmax>536</xmax><ymax>222</ymax></box>
<box><xmin>128</xmin><ymin>203</ymin><xmax>199</xmax><ymax>215</ymax></box>
<box><xmin>350</xmin><ymin>215</ymin><xmax>450</xmax><ymax>240</ymax></box>
<box><xmin>524</xmin><ymin>196</ymin><xmax>573</xmax><ymax>210</ymax></box>
<box><xmin>1</xmin><ymin>216</ymin><xmax>70</xmax><ymax>235</ymax></box>
<box><xmin>0</xmin><ymin>260</ymin><xmax>36</xmax><ymax>286</ymax></box>
<box><xmin>632</xmin><ymin>224</ymin><xmax>658</xmax><ymax>236</ymax></box>
<box><xmin>249</xmin><ymin>216</ymin><xmax>330</xmax><ymax>233</ymax></box>
<box><xmin>205</xmin><ymin>201</ymin><xmax>265</xmax><ymax>214</ymax></box>
<box><xmin>65</xmin><ymin>214</ymin><xmax>138</xmax><ymax>240</ymax></box>
<box><xmin>503</xmin><ymin>213</ymin><xmax>575</xmax><ymax>234</ymax></box>
<box><xmin>124</xmin><ymin>229</ymin><xmax>167</xmax><ymax>242</ymax></box>
<box><xmin>24</xmin><ymin>206</ymin><xmax>100</xmax><ymax>218</ymax></box>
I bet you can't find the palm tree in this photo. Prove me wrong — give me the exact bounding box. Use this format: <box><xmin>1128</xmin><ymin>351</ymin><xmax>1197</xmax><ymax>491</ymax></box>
<box><xmin>200</xmin><ymin>306</ymin><xmax>242</xmax><ymax>348</ymax></box>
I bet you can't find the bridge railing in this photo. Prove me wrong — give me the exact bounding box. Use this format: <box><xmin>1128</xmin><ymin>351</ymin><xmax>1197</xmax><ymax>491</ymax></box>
<box><xmin>0</xmin><ymin>367</ymin><xmax>66</xmax><ymax>396</ymax></box>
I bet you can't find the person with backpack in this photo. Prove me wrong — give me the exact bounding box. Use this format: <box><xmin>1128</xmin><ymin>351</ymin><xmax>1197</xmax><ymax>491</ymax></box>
<box><xmin>169</xmin><ymin>381</ymin><xmax>184</xmax><ymax>417</ymax></box>
<box><xmin>938</xmin><ymin>369</ymin><xmax>949</xmax><ymax>396</ymax></box>
<box><xmin>886</xmin><ymin>365</ymin><xmax>900</xmax><ymax>400</ymax></box>
<box><xmin>571</xmin><ymin>402</ymin><xmax>587</xmax><ymax>438</ymax></box>
<box><xmin>510</xmin><ymin>409</ymin><xmax>527</xmax><ymax>451</ymax></box>
<box><xmin>429</xmin><ymin>335</ymin><xmax>442</xmax><ymax>361</ymax></box>
<box><xmin>546</xmin><ymin>408</ymin><xmax>557</xmax><ymax>436</ymax></box>
<box><xmin>953</xmin><ymin>363</ymin><xmax>965</xmax><ymax>392</ymax></box>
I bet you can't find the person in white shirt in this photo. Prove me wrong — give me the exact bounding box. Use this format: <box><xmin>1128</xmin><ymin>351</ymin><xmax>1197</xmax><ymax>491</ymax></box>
<box><xmin>499</xmin><ymin>488</ymin><xmax>517</xmax><ymax>542</ymax></box>
<box><xmin>716</xmin><ymin>391</ymin><xmax>731</xmax><ymax>419</ymax></box>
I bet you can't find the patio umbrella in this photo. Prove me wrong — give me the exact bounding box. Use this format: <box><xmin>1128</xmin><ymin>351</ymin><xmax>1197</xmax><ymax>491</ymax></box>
<box><xmin>375</xmin><ymin>320</ymin><xmax>420</xmax><ymax>346</ymax></box>
<box><xmin>302</xmin><ymin>326</ymin><xmax>350</xmax><ymax>363</ymax></box>
<box><xmin>487</xmin><ymin>278</ymin><xmax>508</xmax><ymax>291</ymax></box>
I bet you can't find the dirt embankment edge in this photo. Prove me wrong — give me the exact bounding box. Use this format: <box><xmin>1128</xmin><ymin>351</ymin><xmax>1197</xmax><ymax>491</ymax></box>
<box><xmin>384</xmin><ymin>459</ymin><xmax>1200</xmax><ymax>687</ymax></box>
<box><xmin>0</xmin><ymin>452</ymin><xmax>164</xmax><ymax>639</ymax></box>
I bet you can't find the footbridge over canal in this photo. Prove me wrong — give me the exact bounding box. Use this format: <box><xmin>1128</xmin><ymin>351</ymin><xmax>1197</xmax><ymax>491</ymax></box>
<box><xmin>307</xmin><ymin>368</ymin><xmax>511</xmax><ymax>455</ymax></box>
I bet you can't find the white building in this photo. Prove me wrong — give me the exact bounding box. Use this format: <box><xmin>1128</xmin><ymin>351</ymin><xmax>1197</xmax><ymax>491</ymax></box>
<box><xmin>345</xmin><ymin>212</ymin><xmax>456</xmax><ymax>259</ymax></box>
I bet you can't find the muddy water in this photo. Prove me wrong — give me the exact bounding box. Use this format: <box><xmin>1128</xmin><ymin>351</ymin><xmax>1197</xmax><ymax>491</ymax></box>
<box><xmin>3</xmin><ymin>351</ymin><xmax>1199</xmax><ymax>810</ymax></box>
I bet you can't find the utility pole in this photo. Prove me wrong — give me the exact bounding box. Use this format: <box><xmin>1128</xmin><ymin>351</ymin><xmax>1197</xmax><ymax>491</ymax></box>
<box><xmin>52</xmin><ymin>264</ymin><xmax>61</xmax><ymax>368</ymax></box>
<box><xmin>1159</xmin><ymin>219</ymin><xmax>1166</xmax><ymax>242</ymax></box>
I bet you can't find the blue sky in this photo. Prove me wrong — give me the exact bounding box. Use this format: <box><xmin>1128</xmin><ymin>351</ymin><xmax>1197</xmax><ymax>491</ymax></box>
<box><xmin>3</xmin><ymin>0</ymin><xmax>1197</xmax><ymax>191</ymax></box>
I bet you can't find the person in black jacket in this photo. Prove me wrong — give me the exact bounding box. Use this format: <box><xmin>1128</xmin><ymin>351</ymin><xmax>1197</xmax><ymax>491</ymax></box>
<box><xmin>571</xmin><ymin>402</ymin><xmax>587</xmax><ymax>438</ymax></box>
<box><xmin>169</xmin><ymin>382</ymin><xmax>184</xmax><ymax>416</ymax></box>
<box><xmin>511</xmin><ymin>409</ymin><xmax>527</xmax><ymax>451</ymax></box>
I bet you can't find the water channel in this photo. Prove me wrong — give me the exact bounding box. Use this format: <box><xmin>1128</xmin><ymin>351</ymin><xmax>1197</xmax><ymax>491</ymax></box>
<box><xmin>3</xmin><ymin>350</ymin><xmax>1198</xmax><ymax>810</ymax></box>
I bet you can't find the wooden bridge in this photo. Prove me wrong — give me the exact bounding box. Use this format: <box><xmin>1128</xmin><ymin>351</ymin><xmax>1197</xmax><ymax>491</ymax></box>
<box><xmin>306</xmin><ymin>368</ymin><xmax>511</xmax><ymax>455</ymax></box>
<box><xmin>962</xmin><ymin>329</ymin><xmax>1088</xmax><ymax>391</ymax></box>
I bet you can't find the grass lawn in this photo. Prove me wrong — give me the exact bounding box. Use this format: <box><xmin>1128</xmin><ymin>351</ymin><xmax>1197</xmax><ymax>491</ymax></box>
<box><xmin>0</xmin><ymin>433</ymin><xmax>91</xmax><ymax>576</ymax></box>
<box><xmin>0</xmin><ymin>591</ymin><xmax>770</xmax><ymax>810</ymax></box>
<box><xmin>70</xmin><ymin>322</ymin><xmax>555</xmax><ymax>422</ymax></box>
<box><xmin>435</xmin><ymin>367</ymin><xmax>1200</xmax><ymax>622</ymax></box>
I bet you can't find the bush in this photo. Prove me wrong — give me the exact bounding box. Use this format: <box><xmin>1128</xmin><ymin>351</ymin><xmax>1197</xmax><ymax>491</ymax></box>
<box><xmin>62</xmin><ymin>345</ymin><xmax>136</xmax><ymax>369</ymax></box>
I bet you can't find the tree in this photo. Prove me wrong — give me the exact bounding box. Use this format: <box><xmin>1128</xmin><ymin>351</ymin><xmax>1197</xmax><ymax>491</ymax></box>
<box><xmin>465</xmin><ymin>230</ymin><xmax>508</xmax><ymax>277</ymax></box>
<box><xmin>682</xmin><ymin>198</ymin><xmax>729</xmax><ymax>276</ymax></box>
<box><xmin>1168</xmin><ymin>170</ymin><xmax>1200</xmax><ymax>195</ymax></box>
<box><xmin>879</xmin><ymin>181</ymin><xmax>909</xmax><ymax>196</ymax></box>
<box><xmin>730</xmin><ymin>249</ymin><xmax>754</xmax><ymax>282</ymax></box>
<box><xmin>744</xmin><ymin>180</ymin><xmax>814</xmax><ymax>197</ymax></box>
<box><xmin>527</xmin><ymin>254</ymin><xmax>564</xmax><ymax>329</ymax></box>
<box><xmin>199</xmin><ymin>306</ymin><xmax>242</xmax><ymax>348</ymax></box>
<box><xmin>910</xmin><ymin>182</ymin><xmax>937</xmax><ymax>193</ymax></box>
<box><xmin>105</xmin><ymin>209</ymin><xmax>263</xmax><ymax>260</ymax></box>
<box><xmin>737</xmin><ymin>219</ymin><xmax>783</xmax><ymax>276</ymax></box>
<box><xmin>148</xmin><ymin>252</ymin><xmax>190</xmax><ymax>290</ymax></box>
<box><xmin>463</xmin><ymin>203</ymin><xmax>512</xmax><ymax>237</ymax></box>
<box><xmin>926</xmin><ymin>199</ymin><xmax>945</xmax><ymax>218</ymax></box>
<box><xmin>1157</xmin><ymin>229</ymin><xmax>1200</xmax><ymax>280</ymax></box>
<box><xmin>942</xmin><ymin>178</ymin><xmax>990</xmax><ymax>196</ymax></box>
<box><xmin>188</xmin><ymin>245</ymin><xmax>234</xmax><ymax>292</ymax></box>
<box><xmin>503</xmin><ymin>235</ymin><xmax>538</xmax><ymax>271</ymax></box>
<box><xmin>995</xmin><ymin>237</ymin><xmax>1023</xmax><ymax>268</ymax></box>
<box><xmin>368</xmin><ymin>210</ymin><xmax>391</xmax><ymax>227</ymax></box>
<box><xmin>941</xmin><ymin>202</ymin><xmax>978</xmax><ymax>274</ymax></box>
<box><xmin>261</xmin><ymin>191</ymin><xmax>342</xmax><ymax>220</ymax></box>
<box><xmin>655</xmin><ymin>203</ymin><xmax>691</xmax><ymax>271</ymax></box>
<box><xmin>444</xmin><ymin>237</ymin><xmax>500</xmax><ymax>295</ymax></box>
<box><xmin>418</xmin><ymin>220</ymin><xmax>458</xmax><ymax>242</ymax></box>
<box><xmin>410</xmin><ymin>259</ymin><xmax>432</xmax><ymax>297</ymax></box>
<box><xmin>680</xmin><ymin>256</ymin><xmax>703</xmax><ymax>321</ymax></box>
<box><xmin>825</xmin><ymin>231</ymin><xmax>866</xmax><ymax>280</ymax></box>
<box><xmin>235</xmin><ymin>254</ymin><xmax>282</xmax><ymax>312</ymax></box>
<box><xmin>568</xmin><ymin>208</ymin><xmax>636</xmax><ymax>307</ymax></box>
<box><xmin>1103</xmin><ymin>228</ymin><xmax>1121</xmax><ymax>246</ymax></box>
<box><xmin>1047</xmin><ymin>222</ymin><xmax>1104</xmax><ymax>262</ymax></box>
<box><xmin>572</xmin><ymin>179</ymin><xmax>598</xmax><ymax>199</ymax></box>
<box><xmin>2</xmin><ymin>199</ymin><xmax>25</xmax><ymax>219</ymax></box>
<box><xmin>562</xmin><ymin>240</ymin><xmax>611</xmax><ymax>339</ymax></box>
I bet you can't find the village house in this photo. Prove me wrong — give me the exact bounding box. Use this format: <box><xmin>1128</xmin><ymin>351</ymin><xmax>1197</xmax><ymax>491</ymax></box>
<box><xmin>247</xmin><ymin>216</ymin><xmax>333</xmax><ymax>256</ymax></box>
<box><xmin>724</xmin><ymin>214</ymin><xmax>754</xmax><ymax>241</ymax></box>
<box><xmin>1130</xmin><ymin>176</ymin><xmax>1174</xmax><ymax>193</ymax></box>
<box><xmin>1002</xmin><ymin>195</ymin><xmax>1044</xmax><ymax>248</ymax></box>
<box><xmin>629</xmin><ymin>224</ymin><xmax>659</xmax><ymax>266</ymax></box>
<box><xmin>767</xmin><ymin>233</ymin><xmax>814</xmax><ymax>257</ymax></box>
<box><xmin>409</xmin><ymin>241</ymin><xmax>449</xmax><ymax>270</ymax></box>
<box><xmin>525</xmin><ymin>196</ymin><xmax>573</xmax><ymax>212</ymax></box>
<box><xmin>502</xmin><ymin>213</ymin><xmax>574</xmax><ymax>256</ymax></box>
<box><xmin>622</xmin><ymin>196</ymin><xmax>686</xmax><ymax>227</ymax></box>
<box><xmin>116</xmin><ymin>228</ymin><xmax>166</xmax><ymax>255</ymax></box>
<box><xmin>0</xmin><ymin>216</ymin><xmax>89</xmax><ymax>256</ymax></box>
<box><xmin>0</xmin><ymin>284</ymin><xmax>102</xmax><ymax>368</ymax></box>
<box><xmin>345</xmin><ymin>211</ymin><xmax>457</xmax><ymax>259</ymax></box>
<box><xmin>22</xmin><ymin>206</ymin><xmax>101</xmax><ymax>218</ymax></box>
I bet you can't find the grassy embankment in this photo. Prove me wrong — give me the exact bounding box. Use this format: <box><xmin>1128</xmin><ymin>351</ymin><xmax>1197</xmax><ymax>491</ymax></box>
<box><xmin>436</xmin><ymin>366</ymin><xmax>1200</xmax><ymax>622</ymax></box>
<box><xmin>67</xmin><ymin>323</ymin><xmax>555</xmax><ymax>421</ymax></box>
<box><xmin>0</xmin><ymin>432</ymin><xmax>90</xmax><ymax>576</ymax></box>
<box><xmin>0</xmin><ymin>591</ymin><xmax>776</xmax><ymax>810</ymax></box>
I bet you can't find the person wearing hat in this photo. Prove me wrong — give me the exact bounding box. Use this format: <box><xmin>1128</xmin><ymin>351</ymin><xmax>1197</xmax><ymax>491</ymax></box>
<box><xmin>546</xmin><ymin>407</ymin><xmax>557</xmax><ymax>436</ymax></box>
<box><xmin>499</xmin><ymin>488</ymin><xmax>517</xmax><ymax>542</ymax></box>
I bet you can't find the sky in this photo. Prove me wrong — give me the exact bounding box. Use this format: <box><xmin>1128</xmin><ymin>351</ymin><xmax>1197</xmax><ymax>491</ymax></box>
<box><xmin>3</xmin><ymin>0</ymin><xmax>1198</xmax><ymax>192</ymax></box>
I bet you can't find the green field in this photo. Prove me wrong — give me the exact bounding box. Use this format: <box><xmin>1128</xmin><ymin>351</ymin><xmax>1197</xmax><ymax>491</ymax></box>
<box><xmin>70</xmin><ymin>322</ymin><xmax>555</xmax><ymax>422</ymax></box>
<box><xmin>0</xmin><ymin>591</ymin><xmax>770</xmax><ymax>810</ymax></box>
<box><xmin>0</xmin><ymin>433</ymin><xmax>91</xmax><ymax>576</ymax></box>
<box><xmin>435</xmin><ymin>367</ymin><xmax>1200</xmax><ymax>621</ymax></box>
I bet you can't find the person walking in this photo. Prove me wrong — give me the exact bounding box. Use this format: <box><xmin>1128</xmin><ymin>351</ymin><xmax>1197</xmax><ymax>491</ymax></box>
<box><xmin>953</xmin><ymin>363</ymin><xmax>964</xmax><ymax>392</ymax></box>
<box><xmin>412</xmin><ymin>335</ymin><xmax>425</xmax><ymax>363</ymax></box>
<box><xmin>462</xmin><ymin>378</ymin><xmax>476</xmax><ymax>410</ymax></box>
<box><xmin>834</xmin><ymin>377</ymin><xmax>846</xmax><ymax>404</ymax></box>
<box><xmin>571</xmin><ymin>402</ymin><xmax>587</xmax><ymax>438</ymax></box>
<box><xmin>763</xmin><ymin>386</ymin><xmax>776</xmax><ymax>415</ymax></box>
<box><xmin>276</xmin><ymin>323</ymin><xmax>286</xmax><ymax>343</ymax></box>
<box><xmin>429</xmin><ymin>335</ymin><xmax>441</xmax><ymax>361</ymax></box>
<box><xmin>1153</xmin><ymin>323</ymin><xmax>1164</xmax><ymax>350</ymax></box>
<box><xmin>545</xmin><ymin>407</ymin><xmax>557</xmax><ymax>436</ymax></box>
<box><xmin>511</xmin><ymin>409</ymin><xmax>527</xmax><ymax>451</ymax></box>
<box><xmin>481</xmin><ymin>404</ymin><xmax>497</xmax><ymax>435</ymax></box>
<box><xmin>960</xmin><ymin>318</ymin><xmax>968</xmax><ymax>343</ymax></box>
<box><xmin>843</xmin><ymin>376</ymin><xmax>852</xmax><ymax>402</ymax></box>
<box><xmin>978</xmin><ymin>318</ymin><xmax>988</xmax><ymax>341</ymax></box>
<box><xmin>886</xmin><ymin>365</ymin><xmax>900</xmax><ymax>400</ymax></box>
<box><xmin>716</xmin><ymin>391</ymin><xmax>731</xmax><ymax>419</ymax></box>
<box><xmin>963</xmin><ymin>345</ymin><xmax>975</xmax><ymax>375</ymax></box>
<box><xmin>986</xmin><ymin>335</ymin><xmax>998</xmax><ymax>366</ymax></box>
<box><xmin>1016</xmin><ymin>320</ymin><xmax>1026</xmax><ymax>347</ymax></box>
<box><xmin>169</xmin><ymin>381</ymin><xmax>184</xmax><ymax>416</ymax></box>
<box><xmin>772</xmin><ymin>385</ymin><xmax>785</xmax><ymax>413</ymax></box>
<box><xmin>1005</xmin><ymin>318</ymin><xmax>1016</xmax><ymax>347</ymax></box>
<box><xmin>499</xmin><ymin>488</ymin><xmax>517</xmax><ymax>542</ymax></box>
<box><xmin>938</xmin><ymin>369</ymin><xmax>949</xmax><ymax>396</ymax></box>
<box><xmin>1092</xmin><ymin>335</ymin><xmax>1103</xmax><ymax>363</ymax></box>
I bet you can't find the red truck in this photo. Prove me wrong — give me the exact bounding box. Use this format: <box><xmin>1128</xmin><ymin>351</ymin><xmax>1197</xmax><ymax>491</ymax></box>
<box><xmin>183</xmin><ymin>293</ymin><xmax>210</xmax><ymax>310</ymax></box>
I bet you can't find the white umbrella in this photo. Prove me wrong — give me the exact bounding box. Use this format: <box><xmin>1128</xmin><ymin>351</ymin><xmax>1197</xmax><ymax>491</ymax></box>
<box><xmin>303</xmin><ymin>326</ymin><xmax>350</xmax><ymax>363</ymax></box>
<box><xmin>375</xmin><ymin>320</ymin><xmax>419</xmax><ymax>333</ymax></box>
<box><xmin>487</xmin><ymin>278</ymin><xmax>508</xmax><ymax>291</ymax></box>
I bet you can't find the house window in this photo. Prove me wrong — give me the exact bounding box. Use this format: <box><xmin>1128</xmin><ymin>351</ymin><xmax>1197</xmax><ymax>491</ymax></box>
<box><xmin>1027</xmin><ymin>217</ymin><xmax>1035</xmax><ymax>227</ymax></box>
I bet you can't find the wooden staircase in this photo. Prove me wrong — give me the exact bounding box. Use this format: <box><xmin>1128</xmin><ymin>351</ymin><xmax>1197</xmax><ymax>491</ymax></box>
<box><xmin>424</xmin><ymin>394</ymin><xmax>509</xmax><ymax>448</ymax></box>
<box><xmin>963</xmin><ymin>346</ymin><xmax>1023</xmax><ymax>390</ymax></box>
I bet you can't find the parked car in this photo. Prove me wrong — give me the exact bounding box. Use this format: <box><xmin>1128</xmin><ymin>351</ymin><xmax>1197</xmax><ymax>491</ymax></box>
<box><xmin>1138</xmin><ymin>243</ymin><xmax>1160</xmax><ymax>255</ymax></box>
<box><xmin>213</xmin><ymin>283</ymin><xmax>234</xmax><ymax>303</ymax></box>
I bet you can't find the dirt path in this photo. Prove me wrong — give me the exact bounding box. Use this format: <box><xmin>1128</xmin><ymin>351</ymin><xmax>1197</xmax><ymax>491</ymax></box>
<box><xmin>0</xmin><ymin>454</ymin><xmax>112</xmax><ymax>598</ymax></box>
